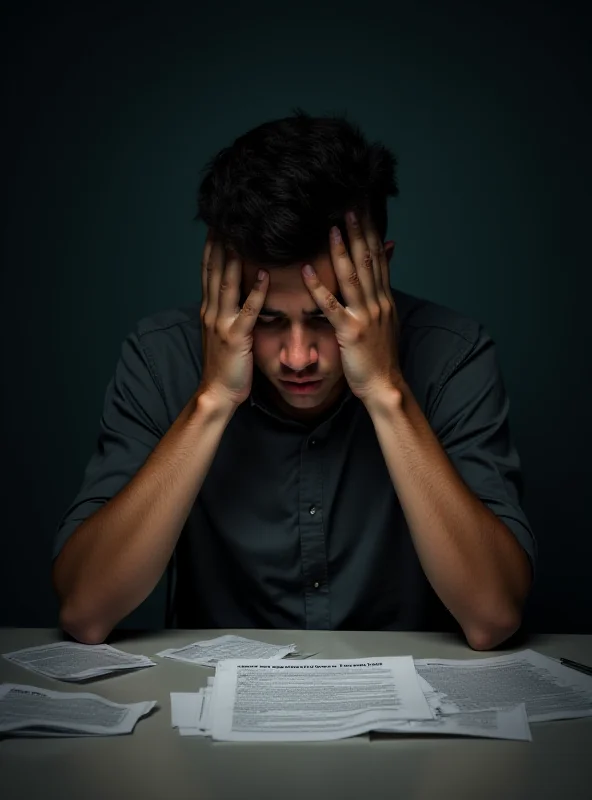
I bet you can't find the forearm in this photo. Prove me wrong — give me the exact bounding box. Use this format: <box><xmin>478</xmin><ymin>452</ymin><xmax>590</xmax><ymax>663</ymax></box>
<box><xmin>365</xmin><ymin>381</ymin><xmax>532</xmax><ymax>651</ymax></box>
<box><xmin>53</xmin><ymin>388</ymin><xmax>236</xmax><ymax>644</ymax></box>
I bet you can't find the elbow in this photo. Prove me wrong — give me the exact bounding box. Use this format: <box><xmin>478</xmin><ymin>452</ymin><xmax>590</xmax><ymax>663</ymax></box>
<box><xmin>59</xmin><ymin>605</ymin><xmax>112</xmax><ymax>646</ymax></box>
<box><xmin>465</xmin><ymin>612</ymin><xmax>522</xmax><ymax>652</ymax></box>
<box><xmin>54</xmin><ymin>569</ymin><xmax>114</xmax><ymax>645</ymax></box>
<box><xmin>463</xmin><ymin>565</ymin><xmax>530</xmax><ymax>652</ymax></box>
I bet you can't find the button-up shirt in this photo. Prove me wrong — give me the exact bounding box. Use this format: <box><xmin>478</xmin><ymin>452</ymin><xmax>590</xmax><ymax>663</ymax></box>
<box><xmin>53</xmin><ymin>288</ymin><xmax>537</xmax><ymax>632</ymax></box>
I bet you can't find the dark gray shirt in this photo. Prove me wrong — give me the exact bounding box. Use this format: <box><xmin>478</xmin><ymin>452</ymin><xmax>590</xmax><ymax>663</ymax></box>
<box><xmin>53</xmin><ymin>288</ymin><xmax>536</xmax><ymax>633</ymax></box>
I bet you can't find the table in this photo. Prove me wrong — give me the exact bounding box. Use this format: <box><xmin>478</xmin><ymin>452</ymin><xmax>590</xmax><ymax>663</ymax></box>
<box><xmin>1</xmin><ymin>628</ymin><xmax>591</xmax><ymax>800</ymax></box>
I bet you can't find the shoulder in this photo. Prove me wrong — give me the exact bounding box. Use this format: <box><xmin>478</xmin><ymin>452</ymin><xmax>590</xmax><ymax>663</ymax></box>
<box><xmin>134</xmin><ymin>303</ymin><xmax>202</xmax><ymax>341</ymax></box>
<box><xmin>123</xmin><ymin>303</ymin><xmax>203</xmax><ymax>419</ymax></box>
<box><xmin>130</xmin><ymin>303</ymin><xmax>203</xmax><ymax>368</ymax></box>
<box><xmin>392</xmin><ymin>288</ymin><xmax>494</xmax><ymax>413</ymax></box>
<box><xmin>393</xmin><ymin>288</ymin><xmax>483</xmax><ymax>347</ymax></box>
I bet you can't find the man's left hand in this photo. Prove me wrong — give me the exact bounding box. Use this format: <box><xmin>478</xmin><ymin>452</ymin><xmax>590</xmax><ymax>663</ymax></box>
<box><xmin>302</xmin><ymin>210</ymin><xmax>403</xmax><ymax>405</ymax></box>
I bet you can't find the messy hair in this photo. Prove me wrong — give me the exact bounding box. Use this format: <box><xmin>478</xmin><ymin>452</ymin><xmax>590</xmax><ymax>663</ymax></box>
<box><xmin>195</xmin><ymin>108</ymin><xmax>399</xmax><ymax>267</ymax></box>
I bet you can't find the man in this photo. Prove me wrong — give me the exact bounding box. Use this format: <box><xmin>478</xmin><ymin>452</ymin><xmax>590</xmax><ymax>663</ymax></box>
<box><xmin>52</xmin><ymin>110</ymin><xmax>536</xmax><ymax>650</ymax></box>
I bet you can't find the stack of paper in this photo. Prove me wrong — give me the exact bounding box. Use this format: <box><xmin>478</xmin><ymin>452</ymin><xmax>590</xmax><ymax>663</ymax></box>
<box><xmin>170</xmin><ymin>656</ymin><xmax>533</xmax><ymax>742</ymax></box>
<box><xmin>156</xmin><ymin>634</ymin><xmax>297</xmax><ymax>667</ymax></box>
<box><xmin>169</xmin><ymin>649</ymin><xmax>592</xmax><ymax>743</ymax></box>
<box><xmin>0</xmin><ymin>684</ymin><xmax>156</xmax><ymax>738</ymax></box>
<box><xmin>411</xmin><ymin>649</ymin><xmax>592</xmax><ymax>723</ymax></box>
<box><xmin>2</xmin><ymin>642</ymin><xmax>156</xmax><ymax>682</ymax></box>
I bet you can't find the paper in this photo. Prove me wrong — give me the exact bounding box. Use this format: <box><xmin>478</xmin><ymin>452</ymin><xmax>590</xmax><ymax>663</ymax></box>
<box><xmin>156</xmin><ymin>635</ymin><xmax>296</xmax><ymax>667</ymax></box>
<box><xmin>375</xmin><ymin>703</ymin><xmax>532</xmax><ymax>741</ymax></box>
<box><xmin>171</xmin><ymin>677</ymin><xmax>215</xmax><ymax>736</ymax></box>
<box><xmin>208</xmin><ymin>657</ymin><xmax>434</xmax><ymax>742</ymax></box>
<box><xmin>170</xmin><ymin>692</ymin><xmax>203</xmax><ymax>730</ymax></box>
<box><xmin>414</xmin><ymin>649</ymin><xmax>592</xmax><ymax>722</ymax></box>
<box><xmin>416</xmin><ymin>673</ymin><xmax>443</xmax><ymax>713</ymax></box>
<box><xmin>179</xmin><ymin>687</ymin><xmax>213</xmax><ymax>736</ymax></box>
<box><xmin>2</xmin><ymin>642</ymin><xmax>156</xmax><ymax>682</ymax></box>
<box><xmin>0</xmin><ymin>683</ymin><xmax>156</xmax><ymax>737</ymax></box>
<box><xmin>170</xmin><ymin>648</ymin><xmax>592</xmax><ymax>743</ymax></box>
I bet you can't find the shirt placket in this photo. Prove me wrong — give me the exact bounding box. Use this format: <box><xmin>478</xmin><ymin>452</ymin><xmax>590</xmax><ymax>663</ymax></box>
<box><xmin>299</xmin><ymin>435</ymin><xmax>330</xmax><ymax>629</ymax></box>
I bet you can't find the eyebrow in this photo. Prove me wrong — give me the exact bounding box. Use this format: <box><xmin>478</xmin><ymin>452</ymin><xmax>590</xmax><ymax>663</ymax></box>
<box><xmin>241</xmin><ymin>290</ymin><xmax>345</xmax><ymax>317</ymax></box>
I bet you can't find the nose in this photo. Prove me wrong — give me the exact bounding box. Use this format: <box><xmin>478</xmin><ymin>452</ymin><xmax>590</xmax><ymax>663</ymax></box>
<box><xmin>279</xmin><ymin>326</ymin><xmax>318</xmax><ymax>372</ymax></box>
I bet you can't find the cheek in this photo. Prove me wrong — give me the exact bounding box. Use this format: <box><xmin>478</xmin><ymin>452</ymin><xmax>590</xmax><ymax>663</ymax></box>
<box><xmin>252</xmin><ymin>333</ymin><xmax>272</xmax><ymax>365</ymax></box>
<box><xmin>323</xmin><ymin>336</ymin><xmax>342</xmax><ymax>367</ymax></box>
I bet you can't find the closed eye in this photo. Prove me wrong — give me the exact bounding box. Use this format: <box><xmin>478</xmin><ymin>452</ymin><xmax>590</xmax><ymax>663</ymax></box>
<box><xmin>256</xmin><ymin>317</ymin><xmax>281</xmax><ymax>325</ymax></box>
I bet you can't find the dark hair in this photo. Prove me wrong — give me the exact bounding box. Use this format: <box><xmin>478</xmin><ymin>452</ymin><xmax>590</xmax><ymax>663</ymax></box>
<box><xmin>194</xmin><ymin>108</ymin><xmax>399</xmax><ymax>267</ymax></box>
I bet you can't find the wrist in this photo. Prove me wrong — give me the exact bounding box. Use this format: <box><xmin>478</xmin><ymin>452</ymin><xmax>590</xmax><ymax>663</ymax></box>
<box><xmin>195</xmin><ymin>384</ymin><xmax>240</xmax><ymax>421</ymax></box>
<box><xmin>362</xmin><ymin>377</ymin><xmax>407</xmax><ymax>418</ymax></box>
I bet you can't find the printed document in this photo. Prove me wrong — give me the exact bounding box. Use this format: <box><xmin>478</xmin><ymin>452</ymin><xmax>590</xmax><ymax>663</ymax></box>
<box><xmin>208</xmin><ymin>657</ymin><xmax>434</xmax><ymax>742</ymax></box>
<box><xmin>170</xmin><ymin>673</ymin><xmax>532</xmax><ymax>742</ymax></box>
<box><xmin>0</xmin><ymin>683</ymin><xmax>156</xmax><ymax>737</ymax></box>
<box><xmin>375</xmin><ymin>703</ymin><xmax>532</xmax><ymax>741</ymax></box>
<box><xmin>414</xmin><ymin>649</ymin><xmax>592</xmax><ymax>722</ymax></box>
<box><xmin>156</xmin><ymin>634</ymin><xmax>296</xmax><ymax>667</ymax></box>
<box><xmin>2</xmin><ymin>642</ymin><xmax>156</xmax><ymax>681</ymax></box>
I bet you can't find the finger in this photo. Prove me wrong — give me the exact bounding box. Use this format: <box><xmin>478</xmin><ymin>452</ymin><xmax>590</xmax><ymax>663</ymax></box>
<box><xmin>301</xmin><ymin>264</ymin><xmax>348</xmax><ymax>329</ymax></box>
<box><xmin>204</xmin><ymin>239</ymin><xmax>224</xmax><ymax>323</ymax></box>
<box><xmin>383</xmin><ymin>241</ymin><xmax>396</xmax><ymax>299</ymax></box>
<box><xmin>232</xmin><ymin>269</ymin><xmax>269</xmax><ymax>337</ymax></box>
<box><xmin>363</xmin><ymin>214</ymin><xmax>392</xmax><ymax>300</ymax></box>
<box><xmin>344</xmin><ymin>211</ymin><xmax>378</xmax><ymax>306</ymax></box>
<box><xmin>201</xmin><ymin>229</ymin><xmax>215</xmax><ymax>314</ymax></box>
<box><xmin>218</xmin><ymin>249</ymin><xmax>242</xmax><ymax>318</ymax></box>
<box><xmin>328</xmin><ymin>224</ymin><xmax>366</xmax><ymax>313</ymax></box>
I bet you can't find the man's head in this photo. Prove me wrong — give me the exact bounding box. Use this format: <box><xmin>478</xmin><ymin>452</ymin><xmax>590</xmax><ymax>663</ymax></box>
<box><xmin>195</xmin><ymin>109</ymin><xmax>399</xmax><ymax>420</ymax></box>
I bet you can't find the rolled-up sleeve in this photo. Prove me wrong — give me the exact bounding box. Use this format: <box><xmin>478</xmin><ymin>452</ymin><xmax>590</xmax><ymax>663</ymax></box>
<box><xmin>52</xmin><ymin>330</ymin><xmax>169</xmax><ymax>560</ymax></box>
<box><xmin>428</xmin><ymin>326</ymin><xmax>537</xmax><ymax>578</ymax></box>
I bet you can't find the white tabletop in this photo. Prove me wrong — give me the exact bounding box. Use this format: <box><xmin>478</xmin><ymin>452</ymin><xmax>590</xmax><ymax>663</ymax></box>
<box><xmin>1</xmin><ymin>628</ymin><xmax>591</xmax><ymax>800</ymax></box>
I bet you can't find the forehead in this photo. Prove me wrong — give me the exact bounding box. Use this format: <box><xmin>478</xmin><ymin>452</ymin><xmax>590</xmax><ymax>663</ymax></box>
<box><xmin>241</xmin><ymin>256</ymin><xmax>339</xmax><ymax>304</ymax></box>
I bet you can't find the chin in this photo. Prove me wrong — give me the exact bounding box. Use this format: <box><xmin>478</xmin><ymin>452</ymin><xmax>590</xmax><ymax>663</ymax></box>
<box><xmin>279</xmin><ymin>379</ymin><xmax>342</xmax><ymax>408</ymax></box>
<box><xmin>279</xmin><ymin>386</ymin><xmax>326</xmax><ymax>401</ymax></box>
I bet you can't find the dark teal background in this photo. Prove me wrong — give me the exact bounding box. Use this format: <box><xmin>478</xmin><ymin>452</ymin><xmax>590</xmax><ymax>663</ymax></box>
<box><xmin>1</xmin><ymin>2</ymin><xmax>590</xmax><ymax>633</ymax></box>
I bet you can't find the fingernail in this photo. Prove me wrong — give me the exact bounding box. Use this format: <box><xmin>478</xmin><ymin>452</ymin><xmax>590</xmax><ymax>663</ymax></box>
<box><xmin>257</xmin><ymin>269</ymin><xmax>267</xmax><ymax>280</ymax></box>
<box><xmin>331</xmin><ymin>226</ymin><xmax>342</xmax><ymax>243</ymax></box>
<box><xmin>303</xmin><ymin>264</ymin><xmax>315</xmax><ymax>277</ymax></box>
<box><xmin>346</xmin><ymin>211</ymin><xmax>357</xmax><ymax>225</ymax></box>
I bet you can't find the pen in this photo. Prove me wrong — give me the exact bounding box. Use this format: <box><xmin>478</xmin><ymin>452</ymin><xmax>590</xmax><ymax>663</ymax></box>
<box><xmin>559</xmin><ymin>658</ymin><xmax>592</xmax><ymax>677</ymax></box>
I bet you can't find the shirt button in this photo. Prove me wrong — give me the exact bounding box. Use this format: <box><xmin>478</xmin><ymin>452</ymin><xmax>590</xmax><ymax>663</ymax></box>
<box><xmin>309</xmin><ymin>506</ymin><xmax>317</xmax><ymax>515</ymax></box>
<box><xmin>313</xmin><ymin>581</ymin><xmax>320</xmax><ymax>589</ymax></box>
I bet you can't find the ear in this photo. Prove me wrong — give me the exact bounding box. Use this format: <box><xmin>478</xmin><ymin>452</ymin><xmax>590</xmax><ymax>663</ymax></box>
<box><xmin>384</xmin><ymin>240</ymin><xmax>395</xmax><ymax>263</ymax></box>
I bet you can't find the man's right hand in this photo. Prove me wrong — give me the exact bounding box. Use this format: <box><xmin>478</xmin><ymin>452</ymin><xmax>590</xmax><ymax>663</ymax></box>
<box><xmin>198</xmin><ymin>230</ymin><xmax>269</xmax><ymax>408</ymax></box>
